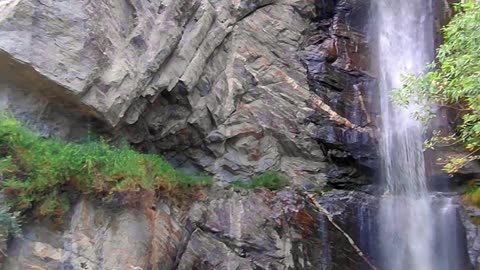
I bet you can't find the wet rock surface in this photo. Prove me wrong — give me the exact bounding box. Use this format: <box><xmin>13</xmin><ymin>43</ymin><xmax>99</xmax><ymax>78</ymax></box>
<box><xmin>461</xmin><ymin>205</ymin><xmax>480</xmax><ymax>269</ymax></box>
<box><xmin>2</xmin><ymin>189</ymin><xmax>368</xmax><ymax>270</ymax></box>
<box><xmin>317</xmin><ymin>189</ymin><xmax>381</xmax><ymax>267</ymax></box>
<box><xmin>318</xmin><ymin>189</ymin><xmax>474</xmax><ymax>270</ymax></box>
<box><xmin>300</xmin><ymin>0</ymin><xmax>379</xmax><ymax>189</ymax></box>
<box><xmin>301</xmin><ymin>0</ymin><xmax>379</xmax><ymax>169</ymax></box>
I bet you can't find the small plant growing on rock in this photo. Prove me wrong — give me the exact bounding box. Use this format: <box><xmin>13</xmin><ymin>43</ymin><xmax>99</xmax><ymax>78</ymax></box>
<box><xmin>463</xmin><ymin>180</ymin><xmax>480</xmax><ymax>207</ymax></box>
<box><xmin>231</xmin><ymin>171</ymin><xmax>289</xmax><ymax>190</ymax></box>
<box><xmin>0</xmin><ymin>205</ymin><xmax>21</xmax><ymax>253</ymax></box>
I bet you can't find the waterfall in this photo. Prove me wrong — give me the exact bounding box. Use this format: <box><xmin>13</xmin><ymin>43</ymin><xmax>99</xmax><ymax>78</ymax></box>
<box><xmin>373</xmin><ymin>1</ymin><xmax>470</xmax><ymax>269</ymax></box>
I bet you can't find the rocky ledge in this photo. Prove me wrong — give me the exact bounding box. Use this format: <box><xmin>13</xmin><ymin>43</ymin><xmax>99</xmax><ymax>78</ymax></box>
<box><xmin>3</xmin><ymin>189</ymin><xmax>372</xmax><ymax>270</ymax></box>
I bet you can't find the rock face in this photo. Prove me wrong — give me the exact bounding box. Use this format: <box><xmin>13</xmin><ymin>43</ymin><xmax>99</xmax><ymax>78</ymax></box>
<box><xmin>2</xmin><ymin>0</ymin><xmax>478</xmax><ymax>269</ymax></box>
<box><xmin>0</xmin><ymin>0</ymin><xmax>376</xmax><ymax>186</ymax></box>
<box><xmin>301</xmin><ymin>0</ymin><xmax>378</xmax><ymax>167</ymax></box>
<box><xmin>300</xmin><ymin>0</ymin><xmax>378</xmax><ymax>188</ymax></box>
<box><xmin>0</xmin><ymin>1</ymin><xmax>380</xmax><ymax>269</ymax></box>
<box><xmin>3</xmin><ymin>190</ymin><xmax>369</xmax><ymax>270</ymax></box>
<box><xmin>461</xmin><ymin>205</ymin><xmax>480</xmax><ymax>269</ymax></box>
<box><xmin>317</xmin><ymin>189</ymin><xmax>381</xmax><ymax>265</ymax></box>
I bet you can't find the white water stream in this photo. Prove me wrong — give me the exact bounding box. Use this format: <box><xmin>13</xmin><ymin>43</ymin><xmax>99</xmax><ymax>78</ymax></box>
<box><xmin>373</xmin><ymin>1</ymin><xmax>468</xmax><ymax>269</ymax></box>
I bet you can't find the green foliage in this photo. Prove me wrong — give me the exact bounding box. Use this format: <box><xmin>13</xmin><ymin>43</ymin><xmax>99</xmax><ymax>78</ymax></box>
<box><xmin>0</xmin><ymin>205</ymin><xmax>21</xmax><ymax>236</ymax></box>
<box><xmin>0</xmin><ymin>114</ymin><xmax>212</xmax><ymax>220</ymax></box>
<box><xmin>0</xmin><ymin>205</ymin><xmax>21</xmax><ymax>251</ymax></box>
<box><xmin>393</xmin><ymin>0</ymin><xmax>480</xmax><ymax>174</ymax></box>
<box><xmin>231</xmin><ymin>171</ymin><xmax>289</xmax><ymax>190</ymax></box>
<box><xmin>463</xmin><ymin>180</ymin><xmax>480</xmax><ymax>207</ymax></box>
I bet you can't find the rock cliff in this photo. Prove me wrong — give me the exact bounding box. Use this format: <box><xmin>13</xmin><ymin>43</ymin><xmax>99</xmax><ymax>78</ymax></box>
<box><xmin>0</xmin><ymin>0</ymin><xmax>476</xmax><ymax>269</ymax></box>
<box><xmin>3</xmin><ymin>189</ymin><xmax>374</xmax><ymax>269</ymax></box>
<box><xmin>0</xmin><ymin>0</ymin><xmax>382</xmax><ymax>268</ymax></box>
<box><xmin>0</xmin><ymin>0</ymin><xmax>376</xmax><ymax>186</ymax></box>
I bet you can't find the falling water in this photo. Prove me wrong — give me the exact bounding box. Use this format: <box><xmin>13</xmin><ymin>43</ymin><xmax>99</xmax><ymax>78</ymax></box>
<box><xmin>373</xmin><ymin>1</ymin><xmax>469</xmax><ymax>269</ymax></box>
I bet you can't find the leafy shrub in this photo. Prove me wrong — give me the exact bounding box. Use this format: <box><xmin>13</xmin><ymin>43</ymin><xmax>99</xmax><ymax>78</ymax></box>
<box><xmin>0</xmin><ymin>114</ymin><xmax>212</xmax><ymax>220</ymax></box>
<box><xmin>0</xmin><ymin>205</ymin><xmax>21</xmax><ymax>252</ymax></box>
<box><xmin>392</xmin><ymin>0</ymin><xmax>480</xmax><ymax>174</ymax></box>
<box><xmin>463</xmin><ymin>181</ymin><xmax>480</xmax><ymax>207</ymax></box>
<box><xmin>231</xmin><ymin>171</ymin><xmax>289</xmax><ymax>190</ymax></box>
<box><xmin>0</xmin><ymin>205</ymin><xmax>21</xmax><ymax>236</ymax></box>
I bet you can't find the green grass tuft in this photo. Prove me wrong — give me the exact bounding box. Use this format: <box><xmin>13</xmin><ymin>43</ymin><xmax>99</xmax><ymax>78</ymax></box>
<box><xmin>0</xmin><ymin>114</ymin><xmax>212</xmax><ymax>220</ymax></box>
<box><xmin>463</xmin><ymin>181</ymin><xmax>480</xmax><ymax>208</ymax></box>
<box><xmin>231</xmin><ymin>171</ymin><xmax>289</xmax><ymax>191</ymax></box>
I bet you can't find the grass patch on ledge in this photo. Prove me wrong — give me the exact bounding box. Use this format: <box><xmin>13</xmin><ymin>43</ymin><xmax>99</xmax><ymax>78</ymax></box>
<box><xmin>463</xmin><ymin>183</ymin><xmax>480</xmax><ymax>208</ymax></box>
<box><xmin>231</xmin><ymin>171</ymin><xmax>289</xmax><ymax>191</ymax></box>
<box><xmin>0</xmin><ymin>114</ymin><xmax>212</xmax><ymax>220</ymax></box>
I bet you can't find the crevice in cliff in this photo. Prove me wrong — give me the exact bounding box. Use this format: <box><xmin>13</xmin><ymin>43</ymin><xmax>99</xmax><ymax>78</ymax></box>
<box><xmin>235</xmin><ymin>1</ymin><xmax>276</xmax><ymax>22</ymax></box>
<box><xmin>170</xmin><ymin>222</ymin><xmax>196</xmax><ymax>270</ymax></box>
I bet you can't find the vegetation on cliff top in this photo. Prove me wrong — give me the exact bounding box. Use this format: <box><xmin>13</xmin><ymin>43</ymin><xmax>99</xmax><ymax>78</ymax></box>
<box><xmin>392</xmin><ymin>0</ymin><xmax>480</xmax><ymax>205</ymax></box>
<box><xmin>0</xmin><ymin>114</ymin><xmax>212</xmax><ymax>220</ymax></box>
